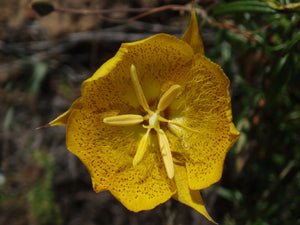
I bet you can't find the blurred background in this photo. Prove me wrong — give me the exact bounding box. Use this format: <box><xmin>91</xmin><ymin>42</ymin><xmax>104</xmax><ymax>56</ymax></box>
<box><xmin>0</xmin><ymin>0</ymin><xmax>299</xmax><ymax>224</ymax></box>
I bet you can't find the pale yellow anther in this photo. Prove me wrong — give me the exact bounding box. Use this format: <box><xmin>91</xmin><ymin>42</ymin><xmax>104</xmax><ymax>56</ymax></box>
<box><xmin>103</xmin><ymin>114</ymin><xmax>144</xmax><ymax>126</ymax></box>
<box><xmin>157</xmin><ymin>84</ymin><xmax>181</xmax><ymax>112</ymax></box>
<box><xmin>133</xmin><ymin>129</ymin><xmax>150</xmax><ymax>166</ymax></box>
<box><xmin>130</xmin><ymin>64</ymin><xmax>151</xmax><ymax>113</ymax></box>
<box><xmin>157</xmin><ymin>129</ymin><xmax>174</xmax><ymax>179</ymax></box>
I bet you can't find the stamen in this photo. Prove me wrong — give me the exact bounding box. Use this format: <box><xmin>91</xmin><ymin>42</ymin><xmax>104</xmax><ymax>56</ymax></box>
<box><xmin>103</xmin><ymin>114</ymin><xmax>144</xmax><ymax>126</ymax></box>
<box><xmin>133</xmin><ymin>129</ymin><xmax>150</xmax><ymax>166</ymax></box>
<box><xmin>157</xmin><ymin>129</ymin><xmax>174</xmax><ymax>179</ymax></box>
<box><xmin>130</xmin><ymin>64</ymin><xmax>151</xmax><ymax>113</ymax></box>
<box><xmin>158</xmin><ymin>116</ymin><xmax>200</xmax><ymax>133</ymax></box>
<box><xmin>157</xmin><ymin>84</ymin><xmax>181</xmax><ymax>112</ymax></box>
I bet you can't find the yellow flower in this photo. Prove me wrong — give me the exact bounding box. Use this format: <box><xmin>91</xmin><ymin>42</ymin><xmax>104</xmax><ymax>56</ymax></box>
<box><xmin>45</xmin><ymin>11</ymin><xmax>239</xmax><ymax>223</ymax></box>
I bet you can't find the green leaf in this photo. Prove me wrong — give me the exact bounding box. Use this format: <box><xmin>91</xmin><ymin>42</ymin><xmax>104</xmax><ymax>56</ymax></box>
<box><xmin>212</xmin><ymin>1</ymin><xmax>277</xmax><ymax>15</ymax></box>
<box><xmin>215</xmin><ymin>187</ymin><xmax>243</xmax><ymax>202</ymax></box>
<box><xmin>261</xmin><ymin>0</ymin><xmax>300</xmax><ymax>13</ymax></box>
<box><xmin>284</xmin><ymin>30</ymin><xmax>300</xmax><ymax>53</ymax></box>
<box><xmin>265</xmin><ymin>54</ymin><xmax>291</xmax><ymax>107</ymax></box>
<box><xmin>260</xmin><ymin>0</ymin><xmax>283</xmax><ymax>10</ymax></box>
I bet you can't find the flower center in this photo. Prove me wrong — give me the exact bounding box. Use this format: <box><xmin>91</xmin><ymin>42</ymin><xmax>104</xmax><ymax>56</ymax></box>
<box><xmin>103</xmin><ymin>64</ymin><xmax>197</xmax><ymax>179</ymax></box>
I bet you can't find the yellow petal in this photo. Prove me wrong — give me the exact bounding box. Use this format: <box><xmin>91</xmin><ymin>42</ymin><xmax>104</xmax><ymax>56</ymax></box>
<box><xmin>80</xmin><ymin>34</ymin><xmax>194</xmax><ymax>113</ymax></box>
<box><xmin>66</xmin><ymin>109</ymin><xmax>176</xmax><ymax>211</ymax></box>
<box><xmin>181</xmin><ymin>9</ymin><xmax>204</xmax><ymax>55</ymax></box>
<box><xmin>167</xmin><ymin>55</ymin><xmax>240</xmax><ymax>189</ymax></box>
<box><xmin>47</xmin><ymin>97</ymin><xmax>83</xmax><ymax>127</ymax></box>
<box><xmin>173</xmin><ymin>164</ymin><xmax>216</xmax><ymax>224</ymax></box>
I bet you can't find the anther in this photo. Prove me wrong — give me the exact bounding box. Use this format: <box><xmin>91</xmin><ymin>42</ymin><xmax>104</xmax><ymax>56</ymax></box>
<box><xmin>157</xmin><ymin>84</ymin><xmax>181</xmax><ymax>112</ymax></box>
<box><xmin>103</xmin><ymin>114</ymin><xmax>144</xmax><ymax>126</ymax></box>
<box><xmin>130</xmin><ymin>64</ymin><xmax>151</xmax><ymax>113</ymax></box>
<box><xmin>157</xmin><ymin>129</ymin><xmax>174</xmax><ymax>179</ymax></box>
<box><xmin>133</xmin><ymin>129</ymin><xmax>150</xmax><ymax>166</ymax></box>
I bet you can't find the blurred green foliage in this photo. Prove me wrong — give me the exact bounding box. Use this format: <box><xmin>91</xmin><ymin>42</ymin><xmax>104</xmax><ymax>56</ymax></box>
<box><xmin>206</xmin><ymin>0</ymin><xmax>300</xmax><ymax>224</ymax></box>
<box><xmin>25</xmin><ymin>151</ymin><xmax>63</xmax><ymax>225</ymax></box>
<box><xmin>0</xmin><ymin>151</ymin><xmax>63</xmax><ymax>225</ymax></box>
